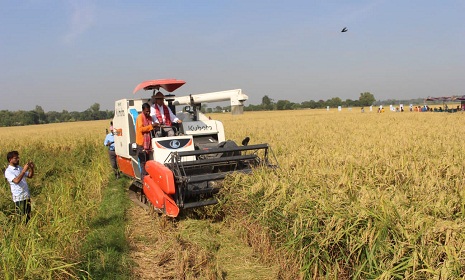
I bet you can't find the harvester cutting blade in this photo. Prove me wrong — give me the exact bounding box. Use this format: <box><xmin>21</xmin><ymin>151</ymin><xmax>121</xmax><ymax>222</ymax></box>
<box><xmin>165</xmin><ymin>142</ymin><xmax>277</xmax><ymax>209</ymax></box>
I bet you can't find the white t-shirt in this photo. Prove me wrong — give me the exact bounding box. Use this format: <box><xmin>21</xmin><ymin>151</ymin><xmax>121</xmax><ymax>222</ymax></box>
<box><xmin>4</xmin><ymin>165</ymin><xmax>30</xmax><ymax>202</ymax></box>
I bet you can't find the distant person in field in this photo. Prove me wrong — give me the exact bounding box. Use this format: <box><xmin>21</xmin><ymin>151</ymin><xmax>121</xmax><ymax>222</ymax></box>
<box><xmin>136</xmin><ymin>103</ymin><xmax>157</xmax><ymax>177</ymax></box>
<box><xmin>150</xmin><ymin>91</ymin><xmax>182</xmax><ymax>137</ymax></box>
<box><xmin>4</xmin><ymin>151</ymin><xmax>34</xmax><ymax>223</ymax></box>
<box><xmin>104</xmin><ymin>127</ymin><xmax>120</xmax><ymax>179</ymax></box>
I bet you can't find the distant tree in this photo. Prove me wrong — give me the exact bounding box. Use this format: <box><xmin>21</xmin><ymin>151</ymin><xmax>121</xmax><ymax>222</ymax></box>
<box><xmin>0</xmin><ymin>110</ymin><xmax>13</xmax><ymax>126</ymax></box>
<box><xmin>60</xmin><ymin>110</ymin><xmax>70</xmax><ymax>122</ymax></box>
<box><xmin>201</xmin><ymin>104</ymin><xmax>208</xmax><ymax>113</ymax></box>
<box><xmin>359</xmin><ymin>92</ymin><xmax>376</xmax><ymax>106</ymax></box>
<box><xmin>79</xmin><ymin>109</ymin><xmax>89</xmax><ymax>120</ymax></box>
<box><xmin>276</xmin><ymin>100</ymin><xmax>294</xmax><ymax>110</ymax></box>
<box><xmin>90</xmin><ymin>103</ymin><xmax>100</xmax><ymax>112</ymax></box>
<box><xmin>344</xmin><ymin>99</ymin><xmax>360</xmax><ymax>107</ymax></box>
<box><xmin>261</xmin><ymin>95</ymin><xmax>274</xmax><ymax>110</ymax></box>
<box><xmin>106</xmin><ymin>110</ymin><xmax>114</xmax><ymax>119</ymax></box>
<box><xmin>301</xmin><ymin>100</ymin><xmax>317</xmax><ymax>109</ymax></box>
<box><xmin>70</xmin><ymin>111</ymin><xmax>80</xmax><ymax>122</ymax></box>
<box><xmin>46</xmin><ymin>111</ymin><xmax>60</xmax><ymax>123</ymax></box>
<box><xmin>89</xmin><ymin>103</ymin><xmax>101</xmax><ymax>120</ymax></box>
<box><xmin>317</xmin><ymin>100</ymin><xmax>326</xmax><ymax>108</ymax></box>
<box><xmin>327</xmin><ymin>97</ymin><xmax>342</xmax><ymax>108</ymax></box>
<box><xmin>35</xmin><ymin>105</ymin><xmax>46</xmax><ymax>124</ymax></box>
<box><xmin>98</xmin><ymin>110</ymin><xmax>108</xmax><ymax>119</ymax></box>
<box><xmin>29</xmin><ymin>110</ymin><xmax>39</xmax><ymax>124</ymax></box>
<box><xmin>16</xmin><ymin>110</ymin><xmax>35</xmax><ymax>125</ymax></box>
<box><xmin>286</xmin><ymin>102</ymin><xmax>296</xmax><ymax>110</ymax></box>
<box><xmin>244</xmin><ymin>104</ymin><xmax>259</xmax><ymax>111</ymax></box>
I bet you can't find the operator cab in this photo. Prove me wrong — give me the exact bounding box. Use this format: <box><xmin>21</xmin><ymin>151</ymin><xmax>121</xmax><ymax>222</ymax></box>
<box><xmin>113</xmin><ymin>79</ymin><xmax>245</xmax><ymax>180</ymax></box>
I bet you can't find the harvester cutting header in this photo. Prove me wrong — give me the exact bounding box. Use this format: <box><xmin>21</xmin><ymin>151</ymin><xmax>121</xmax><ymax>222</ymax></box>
<box><xmin>113</xmin><ymin>79</ymin><xmax>276</xmax><ymax>217</ymax></box>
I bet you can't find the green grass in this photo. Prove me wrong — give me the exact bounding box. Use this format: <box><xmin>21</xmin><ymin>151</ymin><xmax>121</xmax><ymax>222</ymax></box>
<box><xmin>78</xmin><ymin>177</ymin><xmax>132</xmax><ymax>280</ymax></box>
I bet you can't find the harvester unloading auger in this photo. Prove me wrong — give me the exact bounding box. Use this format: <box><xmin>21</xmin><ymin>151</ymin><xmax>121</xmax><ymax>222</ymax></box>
<box><xmin>113</xmin><ymin>79</ymin><xmax>277</xmax><ymax>217</ymax></box>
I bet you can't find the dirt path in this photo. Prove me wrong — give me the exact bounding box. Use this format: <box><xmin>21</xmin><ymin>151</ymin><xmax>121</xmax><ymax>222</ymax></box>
<box><xmin>126</xmin><ymin>192</ymin><xmax>279</xmax><ymax>279</ymax></box>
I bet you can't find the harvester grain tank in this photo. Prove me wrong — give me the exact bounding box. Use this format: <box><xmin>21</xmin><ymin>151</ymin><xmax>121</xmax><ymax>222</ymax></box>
<box><xmin>113</xmin><ymin>79</ymin><xmax>276</xmax><ymax>217</ymax></box>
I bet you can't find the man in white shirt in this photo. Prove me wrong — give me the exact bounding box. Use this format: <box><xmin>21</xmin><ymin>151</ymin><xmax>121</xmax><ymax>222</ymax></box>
<box><xmin>4</xmin><ymin>151</ymin><xmax>34</xmax><ymax>223</ymax></box>
<box><xmin>150</xmin><ymin>91</ymin><xmax>182</xmax><ymax>137</ymax></box>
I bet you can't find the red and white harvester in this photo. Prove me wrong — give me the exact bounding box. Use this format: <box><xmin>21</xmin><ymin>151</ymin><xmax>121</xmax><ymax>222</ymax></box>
<box><xmin>113</xmin><ymin>79</ymin><xmax>276</xmax><ymax>217</ymax></box>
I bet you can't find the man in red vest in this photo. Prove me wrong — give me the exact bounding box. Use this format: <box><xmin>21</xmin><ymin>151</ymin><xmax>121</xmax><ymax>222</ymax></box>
<box><xmin>150</xmin><ymin>91</ymin><xmax>182</xmax><ymax>137</ymax></box>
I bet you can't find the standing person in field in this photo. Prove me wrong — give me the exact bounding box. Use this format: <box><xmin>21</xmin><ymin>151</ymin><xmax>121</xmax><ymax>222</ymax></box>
<box><xmin>104</xmin><ymin>127</ymin><xmax>120</xmax><ymax>179</ymax></box>
<box><xmin>136</xmin><ymin>103</ymin><xmax>157</xmax><ymax>177</ymax></box>
<box><xmin>150</xmin><ymin>91</ymin><xmax>182</xmax><ymax>137</ymax></box>
<box><xmin>4</xmin><ymin>151</ymin><xmax>34</xmax><ymax>223</ymax></box>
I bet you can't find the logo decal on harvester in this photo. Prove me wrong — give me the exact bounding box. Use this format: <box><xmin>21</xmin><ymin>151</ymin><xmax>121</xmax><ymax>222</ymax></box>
<box><xmin>155</xmin><ymin>138</ymin><xmax>192</xmax><ymax>149</ymax></box>
<box><xmin>170</xmin><ymin>140</ymin><xmax>181</xmax><ymax>148</ymax></box>
<box><xmin>115</xmin><ymin>109</ymin><xmax>125</xmax><ymax>116</ymax></box>
<box><xmin>187</xmin><ymin>124</ymin><xmax>213</xmax><ymax>131</ymax></box>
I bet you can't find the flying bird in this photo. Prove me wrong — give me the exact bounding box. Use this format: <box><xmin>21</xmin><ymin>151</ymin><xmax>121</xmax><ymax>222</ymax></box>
<box><xmin>341</xmin><ymin>27</ymin><xmax>348</xmax><ymax>32</ymax></box>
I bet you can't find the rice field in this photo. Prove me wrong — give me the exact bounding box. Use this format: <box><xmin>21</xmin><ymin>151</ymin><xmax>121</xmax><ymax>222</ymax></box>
<box><xmin>213</xmin><ymin>109</ymin><xmax>465</xmax><ymax>279</ymax></box>
<box><xmin>0</xmin><ymin>120</ymin><xmax>110</xmax><ymax>279</ymax></box>
<box><xmin>1</xmin><ymin>110</ymin><xmax>465</xmax><ymax>279</ymax></box>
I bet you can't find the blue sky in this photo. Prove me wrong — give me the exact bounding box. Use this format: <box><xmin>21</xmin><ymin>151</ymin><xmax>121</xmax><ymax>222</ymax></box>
<box><xmin>1</xmin><ymin>0</ymin><xmax>464</xmax><ymax>111</ymax></box>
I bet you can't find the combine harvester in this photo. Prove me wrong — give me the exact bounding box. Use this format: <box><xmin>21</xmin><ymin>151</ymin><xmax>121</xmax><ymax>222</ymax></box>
<box><xmin>113</xmin><ymin>79</ymin><xmax>276</xmax><ymax>217</ymax></box>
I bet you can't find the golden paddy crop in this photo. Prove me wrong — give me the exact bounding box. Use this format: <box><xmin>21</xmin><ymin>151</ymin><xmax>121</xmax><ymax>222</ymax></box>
<box><xmin>0</xmin><ymin>120</ymin><xmax>110</xmax><ymax>279</ymax></box>
<box><xmin>1</xmin><ymin>110</ymin><xmax>465</xmax><ymax>279</ymax></box>
<box><xmin>213</xmin><ymin>109</ymin><xmax>465</xmax><ymax>279</ymax></box>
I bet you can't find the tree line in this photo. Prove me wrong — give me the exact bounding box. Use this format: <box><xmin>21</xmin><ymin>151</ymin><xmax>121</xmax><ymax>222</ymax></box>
<box><xmin>204</xmin><ymin>93</ymin><xmax>430</xmax><ymax>113</ymax></box>
<box><xmin>0</xmin><ymin>103</ymin><xmax>113</xmax><ymax>127</ymax></box>
<box><xmin>1</xmin><ymin>93</ymin><xmax>430</xmax><ymax>126</ymax></box>
<box><xmin>202</xmin><ymin>92</ymin><xmax>377</xmax><ymax>113</ymax></box>
<box><xmin>245</xmin><ymin>92</ymin><xmax>376</xmax><ymax>111</ymax></box>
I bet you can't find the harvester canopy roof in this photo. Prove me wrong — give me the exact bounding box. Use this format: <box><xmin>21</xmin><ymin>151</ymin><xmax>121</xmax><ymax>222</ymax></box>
<box><xmin>133</xmin><ymin>79</ymin><xmax>186</xmax><ymax>94</ymax></box>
